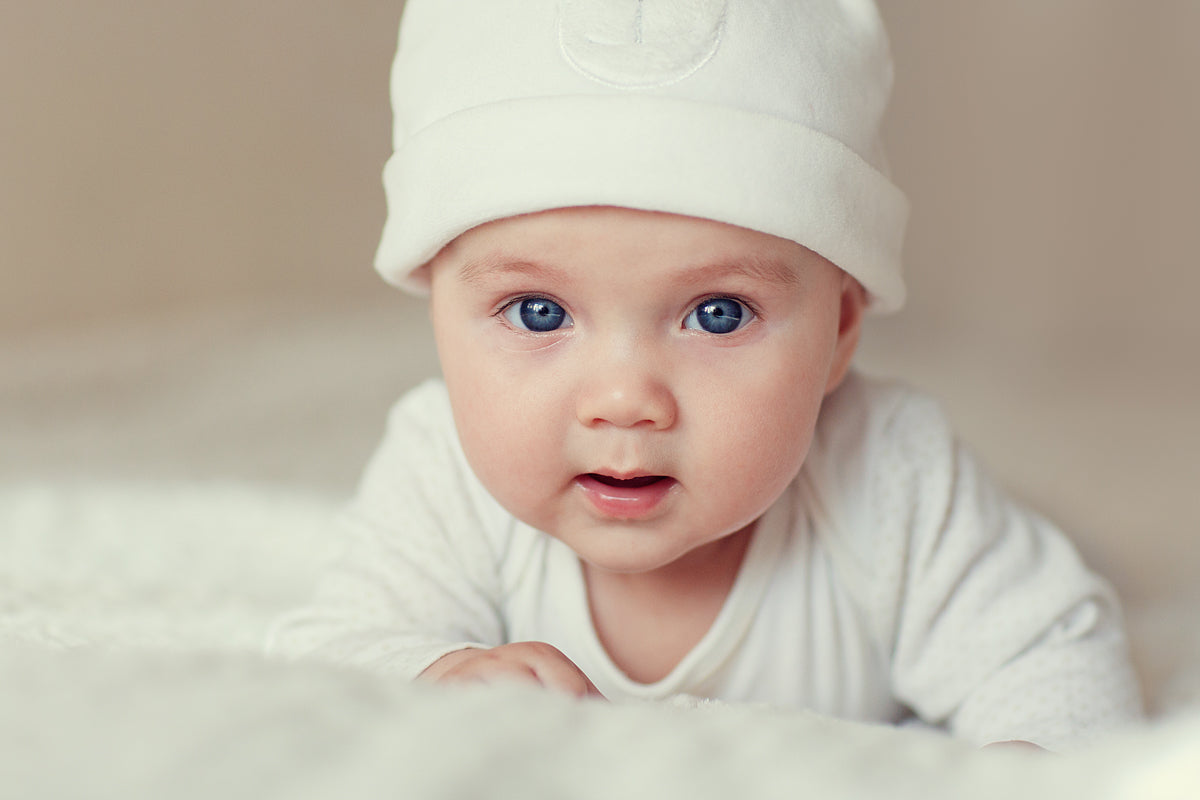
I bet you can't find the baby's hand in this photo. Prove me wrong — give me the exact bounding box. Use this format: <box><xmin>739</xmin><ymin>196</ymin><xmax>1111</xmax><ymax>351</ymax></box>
<box><xmin>420</xmin><ymin>642</ymin><xmax>606</xmax><ymax>699</ymax></box>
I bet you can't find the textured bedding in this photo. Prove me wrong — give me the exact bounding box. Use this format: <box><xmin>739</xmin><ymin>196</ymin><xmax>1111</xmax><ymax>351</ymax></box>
<box><xmin>3</xmin><ymin>300</ymin><xmax>1199</xmax><ymax>798</ymax></box>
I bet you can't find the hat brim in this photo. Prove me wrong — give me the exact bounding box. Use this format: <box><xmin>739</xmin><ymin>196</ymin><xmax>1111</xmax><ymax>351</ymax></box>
<box><xmin>375</xmin><ymin>94</ymin><xmax>907</xmax><ymax>312</ymax></box>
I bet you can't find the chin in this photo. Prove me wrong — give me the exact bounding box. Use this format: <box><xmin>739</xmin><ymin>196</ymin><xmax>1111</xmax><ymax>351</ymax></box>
<box><xmin>579</xmin><ymin>557</ymin><xmax>665</xmax><ymax>577</ymax></box>
<box><xmin>573</xmin><ymin>540</ymin><xmax>691</xmax><ymax>576</ymax></box>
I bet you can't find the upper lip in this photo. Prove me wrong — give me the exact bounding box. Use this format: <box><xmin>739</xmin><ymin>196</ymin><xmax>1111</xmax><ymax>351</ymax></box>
<box><xmin>587</xmin><ymin>469</ymin><xmax>657</xmax><ymax>481</ymax></box>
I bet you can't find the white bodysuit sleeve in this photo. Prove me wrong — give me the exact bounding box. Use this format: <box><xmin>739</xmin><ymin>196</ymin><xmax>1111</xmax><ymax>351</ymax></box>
<box><xmin>871</xmin><ymin>390</ymin><xmax>1143</xmax><ymax>750</ymax></box>
<box><xmin>266</xmin><ymin>381</ymin><xmax>507</xmax><ymax>678</ymax></box>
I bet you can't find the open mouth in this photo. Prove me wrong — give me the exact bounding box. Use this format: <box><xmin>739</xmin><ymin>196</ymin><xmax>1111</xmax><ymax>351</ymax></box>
<box><xmin>586</xmin><ymin>473</ymin><xmax>670</xmax><ymax>489</ymax></box>
<box><xmin>576</xmin><ymin>473</ymin><xmax>677</xmax><ymax>519</ymax></box>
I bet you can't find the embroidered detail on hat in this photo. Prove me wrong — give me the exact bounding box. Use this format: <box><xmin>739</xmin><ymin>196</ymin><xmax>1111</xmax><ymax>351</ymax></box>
<box><xmin>558</xmin><ymin>0</ymin><xmax>727</xmax><ymax>89</ymax></box>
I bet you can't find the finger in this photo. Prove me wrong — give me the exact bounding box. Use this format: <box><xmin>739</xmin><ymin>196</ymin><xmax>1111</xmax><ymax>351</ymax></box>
<box><xmin>439</xmin><ymin>653</ymin><xmax>542</xmax><ymax>687</ymax></box>
<box><xmin>521</xmin><ymin>644</ymin><xmax>605</xmax><ymax>699</ymax></box>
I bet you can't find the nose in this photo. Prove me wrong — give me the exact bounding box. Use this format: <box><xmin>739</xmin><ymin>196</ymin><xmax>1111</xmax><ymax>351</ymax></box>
<box><xmin>576</xmin><ymin>359</ymin><xmax>677</xmax><ymax>430</ymax></box>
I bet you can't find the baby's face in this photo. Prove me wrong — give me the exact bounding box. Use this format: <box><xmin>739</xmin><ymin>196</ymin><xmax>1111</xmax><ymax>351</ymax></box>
<box><xmin>427</xmin><ymin>206</ymin><xmax>862</xmax><ymax>577</ymax></box>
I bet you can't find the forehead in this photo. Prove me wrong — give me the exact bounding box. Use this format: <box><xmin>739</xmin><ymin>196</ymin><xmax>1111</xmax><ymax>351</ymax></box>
<box><xmin>437</xmin><ymin>206</ymin><xmax>826</xmax><ymax>287</ymax></box>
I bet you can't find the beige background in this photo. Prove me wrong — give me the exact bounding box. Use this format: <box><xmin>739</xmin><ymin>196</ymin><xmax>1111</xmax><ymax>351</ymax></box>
<box><xmin>3</xmin><ymin>3</ymin><xmax>1198</xmax><ymax>605</ymax></box>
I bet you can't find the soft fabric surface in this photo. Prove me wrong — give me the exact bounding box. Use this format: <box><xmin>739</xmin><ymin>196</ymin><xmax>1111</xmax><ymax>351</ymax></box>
<box><xmin>4</xmin><ymin>300</ymin><xmax>1200</xmax><ymax>798</ymax></box>
<box><xmin>1</xmin><ymin>482</ymin><xmax>1199</xmax><ymax>799</ymax></box>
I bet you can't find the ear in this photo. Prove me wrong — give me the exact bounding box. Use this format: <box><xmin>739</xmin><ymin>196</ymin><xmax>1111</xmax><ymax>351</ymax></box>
<box><xmin>824</xmin><ymin>275</ymin><xmax>866</xmax><ymax>396</ymax></box>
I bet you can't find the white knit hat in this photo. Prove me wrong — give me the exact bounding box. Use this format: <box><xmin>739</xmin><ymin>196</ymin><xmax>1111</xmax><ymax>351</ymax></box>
<box><xmin>375</xmin><ymin>0</ymin><xmax>909</xmax><ymax>312</ymax></box>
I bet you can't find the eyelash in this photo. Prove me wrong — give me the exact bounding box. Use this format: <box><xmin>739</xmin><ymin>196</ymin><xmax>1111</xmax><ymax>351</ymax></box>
<box><xmin>691</xmin><ymin>294</ymin><xmax>760</xmax><ymax>315</ymax></box>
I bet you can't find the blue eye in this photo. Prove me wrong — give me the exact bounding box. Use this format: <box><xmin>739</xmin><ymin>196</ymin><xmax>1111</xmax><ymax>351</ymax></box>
<box><xmin>503</xmin><ymin>297</ymin><xmax>573</xmax><ymax>332</ymax></box>
<box><xmin>684</xmin><ymin>297</ymin><xmax>751</xmax><ymax>334</ymax></box>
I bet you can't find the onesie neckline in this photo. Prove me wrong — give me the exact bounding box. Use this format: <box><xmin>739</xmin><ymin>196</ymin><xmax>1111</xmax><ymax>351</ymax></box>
<box><xmin>561</xmin><ymin>490</ymin><xmax>793</xmax><ymax>700</ymax></box>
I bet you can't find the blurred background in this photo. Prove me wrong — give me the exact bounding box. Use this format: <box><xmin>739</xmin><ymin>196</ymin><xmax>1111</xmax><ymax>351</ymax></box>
<box><xmin>3</xmin><ymin>2</ymin><xmax>1198</xmax><ymax>612</ymax></box>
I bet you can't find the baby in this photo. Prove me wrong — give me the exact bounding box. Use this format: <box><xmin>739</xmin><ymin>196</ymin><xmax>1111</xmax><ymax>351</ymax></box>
<box><xmin>270</xmin><ymin>0</ymin><xmax>1143</xmax><ymax>749</ymax></box>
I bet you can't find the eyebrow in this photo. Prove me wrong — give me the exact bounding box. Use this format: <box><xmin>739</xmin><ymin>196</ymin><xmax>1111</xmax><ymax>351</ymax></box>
<box><xmin>672</xmin><ymin>254</ymin><xmax>802</xmax><ymax>289</ymax></box>
<box><xmin>457</xmin><ymin>251</ymin><xmax>801</xmax><ymax>288</ymax></box>
<box><xmin>457</xmin><ymin>254</ymin><xmax>563</xmax><ymax>286</ymax></box>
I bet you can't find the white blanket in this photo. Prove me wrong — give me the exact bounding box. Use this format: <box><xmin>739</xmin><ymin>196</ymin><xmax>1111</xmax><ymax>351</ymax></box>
<box><xmin>4</xmin><ymin>301</ymin><xmax>1200</xmax><ymax>798</ymax></box>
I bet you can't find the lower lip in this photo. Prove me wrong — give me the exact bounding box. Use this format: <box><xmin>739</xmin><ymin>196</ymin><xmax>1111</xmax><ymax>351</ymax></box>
<box><xmin>575</xmin><ymin>475</ymin><xmax>676</xmax><ymax>519</ymax></box>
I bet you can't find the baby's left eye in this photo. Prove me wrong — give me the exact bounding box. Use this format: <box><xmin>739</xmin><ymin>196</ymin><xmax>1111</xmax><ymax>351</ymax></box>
<box><xmin>683</xmin><ymin>297</ymin><xmax>753</xmax><ymax>334</ymax></box>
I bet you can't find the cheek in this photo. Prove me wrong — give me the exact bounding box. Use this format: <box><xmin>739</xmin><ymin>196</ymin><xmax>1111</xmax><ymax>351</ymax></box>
<box><xmin>435</xmin><ymin>327</ymin><xmax>567</xmax><ymax>520</ymax></box>
<box><xmin>691</xmin><ymin>338</ymin><xmax>832</xmax><ymax>502</ymax></box>
<box><xmin>723</xmin><ymin>381</ymin><xmax>819</xmax><ymax>486</ymax></box>
<box><xmin>428</xmin><ymin>281</ymin><xmax>570</xmax><ymax>526</ymax></box>
<box><xmin>434</xmin><ymin>321</ymin><xmax>508</xmax><ymax>475</ymax></box>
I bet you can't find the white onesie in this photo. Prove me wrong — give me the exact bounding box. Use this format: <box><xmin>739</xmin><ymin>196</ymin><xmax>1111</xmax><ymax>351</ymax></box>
<box><xmin>268</xmin><ymin>372</ymin><xmax>1142</xmax><ymax>750</ymax></box>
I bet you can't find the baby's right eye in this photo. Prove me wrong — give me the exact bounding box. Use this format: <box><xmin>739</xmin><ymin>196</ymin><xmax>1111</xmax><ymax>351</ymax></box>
<box><xmin>502</xmin><ymin>297</ymin><xmax>573</xmax><ymax>332</ymax></box>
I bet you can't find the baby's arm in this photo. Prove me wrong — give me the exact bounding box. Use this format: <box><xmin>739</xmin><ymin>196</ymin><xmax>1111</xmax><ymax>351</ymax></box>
<box><xmin>421</xmin><ymin>642</ymin><xmax>605</xmax><ymax>698</ymax></box>
<box><xmin>268</xmin><ymin>383</ymin><xmax>518</xmax><ymax>679</ymax></box>
<box><xmin>874</xmin><ymin>393</ymin><xmax>1143</xmax><ymax>750</ymax></box>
